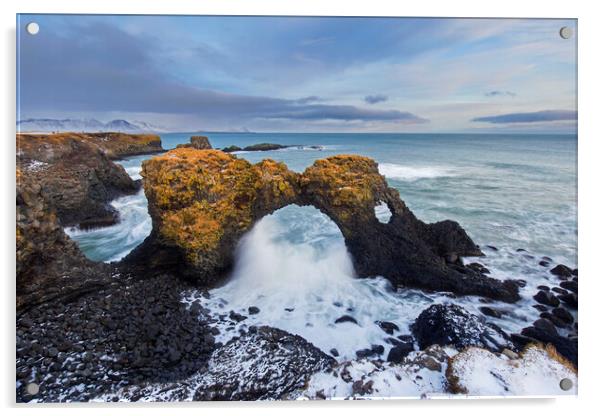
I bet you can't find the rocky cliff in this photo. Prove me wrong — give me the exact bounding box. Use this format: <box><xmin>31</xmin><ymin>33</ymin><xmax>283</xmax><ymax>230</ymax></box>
<box><xmin>16</xmin><ymin>132</ymin><xmax>165</xmax><ymax>310</ymax></box>
<box><xmin>134</xmin><ymin>149</ymin><xmax>519</xmax><ymax>302</ymax></box>
<box><xmin>16</xmin><ymin>169</ymin><xmax>110</xmax><ymax>311</ymax></box>
<box><xmin>17</xmin><ymin>133</ymin><xmax>163</xmax><ymax>228</ymax></box>
<box><xmin>17</xmin><ymin>132</ymin><xmax>163</xmax><ymax>160</ymax></box>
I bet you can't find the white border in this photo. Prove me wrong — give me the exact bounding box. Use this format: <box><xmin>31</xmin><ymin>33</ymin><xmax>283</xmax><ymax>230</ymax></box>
<box><xmin>2</xmin><ymin>1</ymin><xmax>600</xmax><ymax>415</ymax></box>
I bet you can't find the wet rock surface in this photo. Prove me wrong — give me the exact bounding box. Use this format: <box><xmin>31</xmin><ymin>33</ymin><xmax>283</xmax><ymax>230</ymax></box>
<box><xmin>16</xmin><ymin>273</ymin><xmax>215</xmax><ymax>402</ymax></box>
<box><xmin>513</xmin><ymin>272</ymin><xmax>578</xmax><ymax>366</ymax></box>
<box><xmin>137</xmin><ymin>149</ymin><xmax>519</xmax><ymax>302</ymax></box>
<box><xmin>411</xmin><ymin>304</ymin><xmax>514</xmax><ymax>352</ymax></box>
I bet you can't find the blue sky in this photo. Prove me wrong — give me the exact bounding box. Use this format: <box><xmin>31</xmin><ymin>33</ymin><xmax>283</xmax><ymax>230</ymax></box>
<box><xmin>17</xmin><ymin>15</ymin><xmax>577</xmax><ymax>133</ymax></box>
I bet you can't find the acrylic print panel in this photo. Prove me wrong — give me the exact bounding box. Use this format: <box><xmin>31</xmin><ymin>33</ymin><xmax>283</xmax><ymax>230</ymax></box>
<box><xmin>16</xmin><ymin>14</ymin><xmax>577</xmax><ymax>402</ymax></box>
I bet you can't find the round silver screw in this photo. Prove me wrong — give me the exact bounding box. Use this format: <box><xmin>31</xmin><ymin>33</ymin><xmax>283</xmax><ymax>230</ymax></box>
<box><xmin>26</xmin><ymin>22</ymin><xmax>40</xmax><ymax>35</ymax></box>
<box><xmin>559</xmin><ymin>26</ymin><xmax>572</xmax><ymax>40</ymax></box>
<box><xmin>559</xmin><ymin>378</ymin><xmax>573</xmax><ymax>391</ymax></box>
<box><xmin>26</xmin><ymin>382</ymin><xmax>39</xmax><ymax>395</ymax></box>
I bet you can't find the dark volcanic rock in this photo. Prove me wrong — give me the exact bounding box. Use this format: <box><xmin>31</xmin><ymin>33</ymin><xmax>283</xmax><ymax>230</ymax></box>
<box><xmin>532</xmin><ymin>304</ymin><xmax>548</xmax><ymax>312</ymax></box>
<box><xmin>550</xmin><ymin>264</ymin><xmax>573</xmax><ymax>278</ymax></box>
<box><xmin>519</xmin><ymin>326</ymin><xmax>578</xmax><ymax>367</ymax></box>
<box><xmin>176</xmin><ymin>136</ymin><xmax>212</xmax><ymax>150</ymax></box>
<box><xmin>355</xmin><ymin>344</ymin><xmax>385</xmax><ymax>359</ymax></box>
<box><xmin>411</xmin><ymin>304</ymin><xmax>514</xmax><ymax>352</ymax></box>
<box><xmin>387</xmin><ymin>342</ymin><xmax>414</xmax><ymax>363</ymax></box>
<box><xmin>192</xmin><ymin>327</ymin><xmax>335</xmax><ymax>401</ymax></box>
<box><xmin>552</xmin><ymin>307</ymin><xmax>574</xmax><ymax>324</ymax></box>
<box><xmin>533</xmin><ymin>318</ymin><xmax>558</xmax><ymax>336</ymax></box>
<box><xmin>137</xmin><ymin>151</ymin><xmax>519</xmax><ymax>302</ymax></box>
<box><xmin>16</xmin><ymin>273</ymin><xmax>215</xmax><ymax>402</ymax></box>
<box><xmin>376</xmin><ymin>320</ymin><xmax>399</xmax><ymax>335</ymax></box>
<box><xmin>558</xmin><ymin>292</ymin><xmax>578</xmax><ymax>308</ymax></box>
<box><xmin>335</xmin><ymin>315</ymin><xmax>358</xmax><ymax>325</ymax></box>
<box><xmin>533</xmin><ymin>290</ymin><xmax>560</xmax><ymax>307</ymax></box>
<box><xmin>248</xmin><ymin>306</ymin><xmax>260</xmax><ymax>315</ymax></box>
<box><xmin>221</xmin><ymin>145</ymin><xmax>242</xmax><ymax>152</ymax></box>
<box><xmin>16</xmin><ymin>133</ymin><xmax>147</xmax><ymax>228</ymax></box>
<box><xmin>243</xmin><ymin>143</ymin><xmax>289</xmax><ymax>151</ymax></box>
<box><xmin>16</xmin><ymin>170</ymin><xmax>110</xmax><ymax>311</ymax></box>
<box><xmin>229</xmin><ymin>311</ymin><xmax>247</xmax><ymax>322</ymax></box>
<box><xmin>479</xmin><ymin>306</ymin><xmax>503</xmax><ymax>319</ymax></box>
<box><xmin>560</xmin><ymin>280</ymin><xmax>578</xmax><ymax>294</ymax></box>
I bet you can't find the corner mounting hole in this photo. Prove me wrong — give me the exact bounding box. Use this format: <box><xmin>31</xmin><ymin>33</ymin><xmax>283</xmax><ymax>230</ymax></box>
<box><xmin>26</xmin><ymin>22</ymin><xmax>40</xmax><ymax>35</ymax></box>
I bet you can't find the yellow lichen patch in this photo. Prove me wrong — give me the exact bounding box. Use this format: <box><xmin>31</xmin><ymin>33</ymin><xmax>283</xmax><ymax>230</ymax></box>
<box><xmin>255</xmin><ymin>159</ymin><xmax>299</xmax><ymax>201</ymax></box>
<box><xmin>16</xmin><ymin>132</ymin><xmax>161</xmax><ymax>160</ymax></box>
<box><xmin>301</xmin><ymin>155</ymin><xmax>384</xmax><ymax>209</ymax></box>
<box><xmin>142</xmin><ymin>149</ymin><xmax>263</xmax><ymax>258</ymax></box>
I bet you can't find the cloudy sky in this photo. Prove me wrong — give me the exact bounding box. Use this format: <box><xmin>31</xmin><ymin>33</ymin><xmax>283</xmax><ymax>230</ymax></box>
<box><xmin>17</xmin><ymin>15</ymin><xmax>577</xmax><ymax>133</ymax></box>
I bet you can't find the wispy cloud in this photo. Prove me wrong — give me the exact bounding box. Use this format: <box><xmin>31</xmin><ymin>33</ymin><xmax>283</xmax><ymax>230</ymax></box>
<box><xmin>261</xmin><ymin>104</ymin><xmax>427</xmax><ymax>123</ymax></box>
<box><xmin>17</xmin><ymin>15</ymin><xmax>577</xmax><ymax>132</ymax></box>
<box><xmin>364</xmin><ymin>94</ymin><xmax>389</xmax><ymax>104</ymax></box>
<box><xmin>472</xmin><ymin>110</ymin><xmax>577</xmax><ymax>124</ymax></box>
<box><xmin>294</xmin><ymin>96</ymin><xmax>324</xmax><ymax>104</ymax></box>
<box><xmin>485</xmin><ymin>90</ymin><xmax>517</xmax><ymax>97</ymax></box>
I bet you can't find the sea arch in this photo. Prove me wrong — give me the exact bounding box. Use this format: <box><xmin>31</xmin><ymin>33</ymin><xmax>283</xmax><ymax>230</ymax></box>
<box><xmin>127</xmin><ymin>148</ymin><xmax>520</xmax><ymax>303</ymax></box>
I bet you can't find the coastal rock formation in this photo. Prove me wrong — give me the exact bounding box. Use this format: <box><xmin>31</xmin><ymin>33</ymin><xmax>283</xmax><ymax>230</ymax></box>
<box><xmin>176</xmin><ymin>135</ymin><xmax>212</xmax><ymax>150</ymax></box>
<box><xmin>411</xmin><ymin>304</ymin><xmax>514</xmax><ymax>352</ymax></box>
<box><xmin>446</xmin><ymin>344</ymin><xmax>577</xmax><ymax>395</ymax></box>
<box><xmin>97</xmin><ymin>326</ymin><xmax>335</xmax><ymax>402</ymax></box>
<box><xmin>221</xmin><ymin>142</ymin><xmax>288</xmax><ymax>152</ymax></box>
<box><xmin>16</xmin><ymin>170</ymin><xmax>109</xmax><ymax>311</ymax></box>
<box><xmin>135</xmin><ymin>149</ymin><xmax>520</xmax><ymax>302</ymax></box>
<box><xmin>18</xmin><ymin>132</ymin><xmax>162</xmax><ymax>160</ymax></box>
<box><xmin>17</xmin><ymin>133</ymin><xmax>163</xmax><ymax>228</ymax></box>
<box><xmin>16</xmin><ymin>273</ymin><xmax>215</xmax><ymax>402</ymax></box>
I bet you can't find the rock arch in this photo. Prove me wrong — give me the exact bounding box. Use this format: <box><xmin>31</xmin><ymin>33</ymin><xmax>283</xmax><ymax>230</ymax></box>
<box><xmin>128</xmin><ymin>148</ymin><xmax>519</xmax><ymax>302</ymax></box>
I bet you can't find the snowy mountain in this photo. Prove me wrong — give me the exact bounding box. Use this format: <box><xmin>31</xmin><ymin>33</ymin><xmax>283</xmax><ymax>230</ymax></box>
<box><xmin>17</xmin><ymin>118</ymin><xmax>169</xmax><ymax>133</ymax></box>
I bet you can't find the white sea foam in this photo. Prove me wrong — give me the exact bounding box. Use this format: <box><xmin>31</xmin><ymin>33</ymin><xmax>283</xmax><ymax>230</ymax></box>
<box><xmin>378</xmin><ymin>163</ymin><xmax>456</xmax><ymax>181</ymax></box>
<box><xmin>183</xmin><ymin>205</ymin><xmax>536</xmax><ymax>361</ymax></box>
<box><xmin>65</xmin><ymin>189</ymin><xmax>151</xmax><ymax>262</ymax></box>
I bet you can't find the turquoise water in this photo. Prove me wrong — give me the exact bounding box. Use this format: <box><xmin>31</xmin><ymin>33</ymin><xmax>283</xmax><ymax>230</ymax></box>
<box><xmin>162</xmin><ymin>132</ymin><xmax>577</xmax><ymax>263</ymax></box>
<box><xmin>66</xmin><ymin>133</ymin><xmax>577</xmax><ymax>358</ymax></box>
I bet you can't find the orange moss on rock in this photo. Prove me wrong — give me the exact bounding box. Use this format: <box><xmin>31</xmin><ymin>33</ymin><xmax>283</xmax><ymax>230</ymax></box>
<box><xmin>17</xmin><ymin>132</ymin><xmax>162</xmax><ymax>160</ymax></box>
<box><xmin>142</xmin><ymin>149</ymin><xmax>298</xmax><ymax>269</ymax></box>
<box><xmin>139</xmin><ymin>150</ymin><xmax>516</xmax><ymax>302</ymax></box>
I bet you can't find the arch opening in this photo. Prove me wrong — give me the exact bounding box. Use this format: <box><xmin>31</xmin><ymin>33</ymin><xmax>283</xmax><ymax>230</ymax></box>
<box><xmin>374</xmin><ymin>200</ymin><xmax>393</xmax><ymax>224</ymax></box>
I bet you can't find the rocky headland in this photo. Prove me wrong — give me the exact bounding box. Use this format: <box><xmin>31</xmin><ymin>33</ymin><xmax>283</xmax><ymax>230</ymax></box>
<box><xmin>15</xmin><ymin>135</ymin><xmax>577</xmax><ymax>402</ymax></box>
<box><xmin>131</xmin><ymin>148</ymin><xmax>518</xmax><ymax>302</ymax></box>
<box><xmin>17</xmin><ymin>132</ymin><xmax>164</xmax><ymax>229</ymax></box>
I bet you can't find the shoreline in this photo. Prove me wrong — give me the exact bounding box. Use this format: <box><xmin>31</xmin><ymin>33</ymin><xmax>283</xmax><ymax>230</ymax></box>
<box><xmin>15</xmin><ymin>132</ymin><xmax>578</xmax><ymax>402</ymax></box>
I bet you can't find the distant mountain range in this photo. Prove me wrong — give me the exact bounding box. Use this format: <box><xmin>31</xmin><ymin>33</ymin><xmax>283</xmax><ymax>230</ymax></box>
<box><xmin>17</xmin><ymin>118</ymin><xmax>169</xmax><ymax>133</ymax></box>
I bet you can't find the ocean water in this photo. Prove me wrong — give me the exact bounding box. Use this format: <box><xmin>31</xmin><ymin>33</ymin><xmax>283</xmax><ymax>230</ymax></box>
<box><xmin>66</xmin><ymin>133</ymin><xmax>577</xmax><ymax>360</ymax></box>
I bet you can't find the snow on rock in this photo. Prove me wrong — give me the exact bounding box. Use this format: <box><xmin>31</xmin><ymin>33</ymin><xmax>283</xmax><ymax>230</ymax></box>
<box><xmin>446</xmin><ymin>344</ymin><xmax>577</xmax><ymax>396</ymax></box>
<box><xmin>22</xmin><ymin>160</ymin><xmax>49</xmax><ymax>172</ymax></box>
<box><xmin>96</xmin><ymin>326</ymin><xmax>335</xmax><ymax>402</ymax></box>
<box><xmin>412</xmin><ymin>304</ymin><xmax>514</xmax><ymax>352</ymax></box>
<box><xmin>297</xmin><ymin>345</ymin><xmax>453</xmax><ymax>399</ymax></box>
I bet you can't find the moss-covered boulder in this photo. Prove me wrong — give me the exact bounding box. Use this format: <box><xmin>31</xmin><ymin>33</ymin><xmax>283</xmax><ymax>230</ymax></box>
<box><xmin>17</xmin><ymin>132</ymin><xmax>163</xmax><ymax>160</ymax></box>
<box><xmin>138</xmin><ymin>148</ymin><xmax>299</xmax><ymax>282</ymax></box>
<box><xmin>135</xmin><ymin>149</ymin><xmax>519</xmax><ymax>302</ymax></box>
